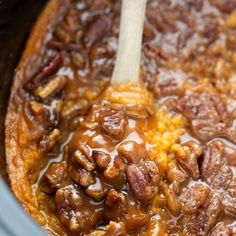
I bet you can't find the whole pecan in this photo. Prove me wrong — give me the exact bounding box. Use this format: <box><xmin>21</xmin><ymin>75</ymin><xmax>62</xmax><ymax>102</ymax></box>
<box><xmin>126</xmin><ymin>161</ymin><xmax>160</xmax><ymax>201</ymax></box>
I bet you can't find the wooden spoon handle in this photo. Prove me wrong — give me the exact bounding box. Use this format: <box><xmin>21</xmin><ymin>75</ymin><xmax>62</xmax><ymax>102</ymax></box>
<box><xmin>111</xmin><ymin>0</ymin><xmax>147</xmax><ymax>84</ymax></box>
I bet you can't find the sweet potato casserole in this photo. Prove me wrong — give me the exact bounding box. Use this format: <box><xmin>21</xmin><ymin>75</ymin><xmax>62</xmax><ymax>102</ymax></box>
<box><xmin>6</xmin><ymin>0</ymin><xmax>236</xmax><ymax>235</ymax></box>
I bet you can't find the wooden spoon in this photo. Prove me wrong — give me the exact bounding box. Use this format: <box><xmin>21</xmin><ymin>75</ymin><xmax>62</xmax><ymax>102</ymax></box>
<box><xmin>112</xmin><ymin>0</ymin><xmax>147</xmax><ymax>84</ymax></box>
<box><xmin>104</xmin><ymin>0</ymin><xmax>152</xmax><ymax>110</ymax></box>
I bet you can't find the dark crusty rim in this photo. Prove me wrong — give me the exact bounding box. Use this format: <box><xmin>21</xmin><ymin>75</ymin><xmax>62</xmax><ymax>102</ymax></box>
<box><xmin>5</xmin><ymin>0</ymin><xmax>71</xmax><ymax>234</ymax></box>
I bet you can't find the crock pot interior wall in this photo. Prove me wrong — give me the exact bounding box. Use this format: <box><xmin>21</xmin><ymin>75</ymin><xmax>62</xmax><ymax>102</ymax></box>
<box><xmin>0</xmin><ymin>1</ymin><xmax>47</xmax><ymax>235</ymax></box>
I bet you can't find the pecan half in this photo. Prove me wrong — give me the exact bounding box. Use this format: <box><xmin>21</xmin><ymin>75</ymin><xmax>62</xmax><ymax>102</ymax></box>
<box><xmin>103</xmin><ymin>156</ymin><xmax>125</xmax><ymax>180</ymax></box>
<box><xmin>29</xmin><ymin>100</ymin><xmax>59</xmax><ymax>128</ymax></box>
<box><xmin>105</xmin><ymin>221</ymin><xmax>127</xmax><ymax>236</ymax></box>
<box><xmin>166</xmin><ymin>161</ymin><xmax>188</xmax><ymax>192</ymax></box>
<box><xmin>174</xmin><ymin>141</ymin><xmax>202</xmax><ymax>180</ymax></box>
<box><xmin>180</xmin><ymin>184</ymin><xmax>211</xmax><ymax>214</ymax></box>
<box><xmin>55</xmin><ymin>185</ymin><xmax>103</xmax><ymax>233</ymax></box>
<box><xmin>126</xmin><ymin>161</ymin><xmax>160</xmax><ymax>201</ymax></box>
<box><xmin>34</xmin><ymin>75</ymin><xmax>67</xmax><ymax>99</ymax></box>
<box><xmin>104</xmin><ymin>189</ymin><xmax>150</xmax><ymax>230</ymax></box>
<box><xmin>183</xmin><ymin>195</ymin><xmax>222</xmax><ymax>235</ymax></box>
<box><xmin>105</xmin><ymin>189</ymin><xmax>127</xmax><ymax>220</ymax></box>
<box><xmin>210</xmin><ymin>222</ymin><xmax>232</xmax><ymax>236</ymax></box>
<box><xmin>24</xmin><ymin>54</ymin><xmax>62</xmax><ymax>91</ymax></box>
<box><xmin>85</xmin><ymin>178</ymin><xmax>106</xmax><ymax>200</ymax></box>
<box><xmin>68</xmin><ymin>164</ymin><xmax>95</xmax><ymax>187</ymax></box>
<box><xmin>47</xmin><ymin>40</ymin><xmax>82</xmax><ymax>52</ymax></box>
<box><xmin>117</xmin><ymin>141</ymin><xmax>148</xmax><ymax>163</ymax></box>
<box><xmin>102</xmin><ymin>110</ymin><xmax>128</xmax><ymax>140</ymax></box>
<box><xmin>93</xmin><ymin>150</ymin><xmax>111</xmax><ymax>168</ymax></box>
<box><xmin>163</xmin><ymin>183</ymin><xmax>181</xmax><ymax>216</ymax></box>
<box><xmin>40</xmin><ymin>128</ymin><xmax>61</xmax><ymax>150</ymax></box>
<box><xmin>83</xmin><ymin>15</ymin><xmax>111</xmax><ymax>48</ymax></box>
<box><xmin>44</xmin><ymin>161</ymin><xmax>68</xmax><ymax>191</ymax></box>
<box><xmin>72</xmin><ymin>145</ymin><xmax>95</xmax><ymax>172</ymax></box>
<box><xmin>201</xmin><ymin>140</ymin><xmax>233</xmax><ymax>190</ymax></box>
<box><xmin>201</xmin><ymin>140</ymin><xmax>224</xmax><ymax>182</ymax></box>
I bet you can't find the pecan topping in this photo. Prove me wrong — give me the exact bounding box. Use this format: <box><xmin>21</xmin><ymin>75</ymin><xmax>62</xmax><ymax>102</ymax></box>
<box><xmin>24</xmin><ymin>54</ymin><xmax>62</xmax><ymax>91</ymax></box>
<box><xmin>180</xmin><ymin>184</ymin><xmax>211</xmax><ymax>214</ymax></box>
<box><xmin>40</xmin><ymin>128</ymin><xmax>61</xmax><ymax>150</ymax></box>
<box><xmin>72</xmin><ymin>145</ymin><xmax>95</xmax><ymax>172</ymax></box>
<box><xmin>174</xmin><ymin>141</ymin><xmax>202</xmax><ymax>180</ymax></box>
<box><xmin>103</xmin><ymin>156</ymin><xmax>125</xmax><ymax>180</ymax></box>
<box><xmin>85</xmin><ymin>178</ymin><xmax>106</xmax><ymax>200</ymax></box>
<box><xmin>83</xmin><ymin>15</ymin><xmax>111</xmax><ymax>48</ymax></box>
<box><xmin>68</xmin><ymin>164</ymin><xmax>95</xmax><ymax>187</ymax></box>
<box><xmin>117</xmin><ymin>141</ymin><xmax>148</xmax><ymax>163</ymax></box>
<box><xmin>93</xmin><ymin>150</ymin><xmax>111</xmax><ymax>168</ymax></box>
<box><xmin>126</xmin><ymin>161</ymin><xmax>160</xmax><ymax>201</ymax></box>
<box><xmin>34</xmin><ymin>75</ymin><xmax>67</xmax><ymax>99</ymax></box>
<box><xmin>163</xmin><ymin>183</ymin><xmax>181</xmax><ymax>216</ymax></box>
<box><xmin>44</xmin><ymin>161</ymin><xmax>68</xmax><ymax>191</ymax></box>
<box><xmin>183</xmin><ymin>195</ymin><xmax>222</xmax><ymax>235</ymax></box>
<box><xmin>47</xmin><ymin>40</ymin><xmax>82</xmax><ymax>52</ymax></box>
<box><xmin>210</xmin><ymin>222</ymin><xmax>232</xmax><ymax>236</ymax></box>
<box><xmin>102</xmin><ymin>110</ymin><xmax>128</xmax><ymax>140</ymax></box>
<box><xmin>55</xmin><ymin>185</ymin><xmax>103</xmax><ymax>232</ymax></box>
